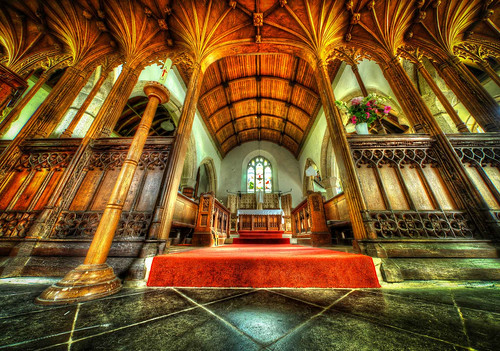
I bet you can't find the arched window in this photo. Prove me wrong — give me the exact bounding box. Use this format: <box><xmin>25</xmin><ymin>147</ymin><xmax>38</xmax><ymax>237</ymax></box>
<box><xmin>247</xmin><ymin>156</ymin><xmax>272</xmax><ymax>193</ymax></box>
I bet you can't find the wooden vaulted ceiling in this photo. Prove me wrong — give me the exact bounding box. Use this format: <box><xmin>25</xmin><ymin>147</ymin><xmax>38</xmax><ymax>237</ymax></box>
<box><xmin>199</xmin><ymin>54</ymin><xmax>322</xmax><ymax>156</ymax></box>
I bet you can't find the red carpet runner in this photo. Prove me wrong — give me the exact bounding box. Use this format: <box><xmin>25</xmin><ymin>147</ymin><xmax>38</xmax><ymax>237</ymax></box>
<box><xmin>147</xmin><ymin>244</ymin><xmax>380</xmax><ymax>288</ymax></box>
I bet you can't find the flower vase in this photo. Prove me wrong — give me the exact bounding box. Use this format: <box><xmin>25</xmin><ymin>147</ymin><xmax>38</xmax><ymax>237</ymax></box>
<box><xmin>355</xmin><ymin>122</ymin><xmax>369</xmax><ymax>135</ymax></box>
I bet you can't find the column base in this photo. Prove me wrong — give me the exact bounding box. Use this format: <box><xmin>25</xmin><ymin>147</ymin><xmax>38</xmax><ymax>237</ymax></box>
<box><xmin>35</xmin><ymin>263</ymin><xmax>122</xmax><ymax>305</ymax></box>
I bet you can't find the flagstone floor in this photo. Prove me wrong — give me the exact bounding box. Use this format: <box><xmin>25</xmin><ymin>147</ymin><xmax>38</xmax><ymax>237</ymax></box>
<box><xmin>0</xmin><ymin>279</ymin><xmax>499</xmax><ymax>350</ymax></box>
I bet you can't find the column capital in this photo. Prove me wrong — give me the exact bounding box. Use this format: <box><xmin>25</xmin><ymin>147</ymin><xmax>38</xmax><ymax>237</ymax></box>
<box><xmin>144</xmin><ymin>81</ymin><xmax>170</xmax><ymax>104</ymax></box>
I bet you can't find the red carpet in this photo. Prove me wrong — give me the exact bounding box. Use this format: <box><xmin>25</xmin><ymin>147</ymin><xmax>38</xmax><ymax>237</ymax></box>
<box><xmin>147</xmin><ymin>244</ymin><xmax>380</xmax><ymax>288</ymax></box>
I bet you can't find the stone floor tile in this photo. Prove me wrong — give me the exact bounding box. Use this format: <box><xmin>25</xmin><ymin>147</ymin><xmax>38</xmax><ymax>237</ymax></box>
<box><xmin>69</xmin><ymin>307</ymin><xmax>261</xmax><ymax>351</ymax></box>
<box><xmin>268</xmin><ymin>310</ymin><xmax>468</xmax><ymax>351</ymax></box>
<box><xmin>72</xmin><ymin>288</ymin><xmax>195</xmax><ymax>340</ymax></box>
<box><xmin>206</xmin><ymin>290</ymin><xmax>323</xmax><ymax>345</ymax></box>
<box><xmin>364</xmin><ymin>287</ymin><xmax>455</xmax><ymax>307</ymax></box>
<box><xmin>460</xmin><ymin>307</ymin><xmax>500</xmax><ymax>351</ymax></box>
<box><xmin>0</xmin><ymin>304</ymin><xmax>77</xmax><ymax>351</ymax></box>
<box><xmin>266</xmin><ymin>288</ymin><xmax>352</xmax><ymax>307</ymax></box>
<box><xmin>331</xmin><ymin>290</ymin><xmax>469</xmax><ymax>346</ymax></box>
<box><xmin>450</xmin><ymin>288</ymin><xmax>500</xmax><ymax>314</ymax></box>
<box><xmin>177</xmin><ymin>287</ymin><xmax>254</xmax><ymax>305</ymax></box>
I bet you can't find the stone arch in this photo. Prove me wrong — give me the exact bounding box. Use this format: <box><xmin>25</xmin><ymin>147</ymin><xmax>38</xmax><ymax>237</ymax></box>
<box><xmin>337</xmin><ymin>88</ymin><xmax>408</xmax><ymax>128</ymax></box>
<box><xmin>302</xmin><ymin>158</ymin><xmax>322</xmax><ymax>197</ymax></box>
<box><xmin>196</xmin><ymin>157</ymin><xmax>217</xmax><ymax>197</ymax></box>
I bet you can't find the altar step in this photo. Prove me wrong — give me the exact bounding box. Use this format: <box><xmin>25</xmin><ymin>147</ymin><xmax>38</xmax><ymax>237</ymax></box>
<box><xmin>233</xmin><ymin>230</ymin><xmax>290</xmax><ymax>244</ymax></box>
<box><xmin>233</xmin><ymin>237</ymin><xmax>290</xmax><ymax>244</ymax></box>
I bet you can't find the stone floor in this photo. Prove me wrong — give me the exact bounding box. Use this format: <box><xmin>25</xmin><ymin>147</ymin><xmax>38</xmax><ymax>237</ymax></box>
<box><xmin>0</xmin><ymin>279</ymin><xmax>499</xmax><ymax>351</ymax></box>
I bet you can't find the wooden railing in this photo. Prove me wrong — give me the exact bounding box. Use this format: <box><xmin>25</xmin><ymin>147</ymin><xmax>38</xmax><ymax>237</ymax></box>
<box><xmin>192</xmin><ymin>192</ymin><xmax>230</xmax><ymax>246</ymax></box>
<box><xmin>291</xmin><ymin>192</ymin><xmax>330</xmax><ymax>246</ymax></box>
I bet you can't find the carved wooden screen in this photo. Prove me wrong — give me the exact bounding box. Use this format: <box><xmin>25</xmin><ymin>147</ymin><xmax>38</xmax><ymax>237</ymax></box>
<box><xmin>52</xmin><ymin>138</ymin><xmax>172</xmax><ymax>239</ymax></box>
<box><xmin>350</xmin><ymin>136</ymin><xmax>475</xmax><ymax>239</ymax></box>
<box><xmin>0</xmin><ymin>140</ymin><xmax>78</xmax><ymax>238</ymax></box>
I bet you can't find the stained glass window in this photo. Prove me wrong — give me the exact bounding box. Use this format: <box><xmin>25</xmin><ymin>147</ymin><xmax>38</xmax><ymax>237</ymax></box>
<box><xmin>247</xmin><ymin>156</ymin><xmax>272</xmax><ymax>193</ymax></box>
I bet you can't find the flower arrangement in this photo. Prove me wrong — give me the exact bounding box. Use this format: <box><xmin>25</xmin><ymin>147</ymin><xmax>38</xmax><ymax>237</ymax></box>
<box><xmin>335</xmin><ymin>94</ymin><xmax>391</xmax><ymax>126</ymax></box>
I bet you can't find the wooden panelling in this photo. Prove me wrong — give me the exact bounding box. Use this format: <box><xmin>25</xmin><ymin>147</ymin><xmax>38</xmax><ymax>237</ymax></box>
<box><xmin>198</xmin><ymin>54</ymin><xmax>322</xmax><ymax>157</ymax></box>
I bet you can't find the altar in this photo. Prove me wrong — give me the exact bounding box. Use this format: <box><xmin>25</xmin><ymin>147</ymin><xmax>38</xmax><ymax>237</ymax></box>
<box><xmin>237</xmin><ymin>209</ymin><xmax>284</xmax><ymax>233</ymax></box>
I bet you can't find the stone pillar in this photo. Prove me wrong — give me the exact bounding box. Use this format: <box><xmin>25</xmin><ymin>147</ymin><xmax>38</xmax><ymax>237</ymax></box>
<box><xmin>433</xmin><ymin>56</ymin><xmax>500</xmax><ymax>132</ymax></box>
<box><xmin>31</xmin><ymin>66</ymin><xmax>93</xmax><ymax>138</ymax></box>
<box><xmin>414</xmin><ymin>61</ymin><xmax>469</xmax><ymax>133</ymax></box>
<box><xmin>382</xmin><ymin>57</ymin><xmax>499</xmax><ymax>238</ymax></box>
<box><xmin>35</xmin><ymin>81</ymin><xmax>169</xmax><ymax>305</ymax></box>
<box><xmin>314</xmin><ymin>59</ymin><xmax>374</xmax><ymax>241</ymax></box>
<box><xmin>0</xmin><ymin>65</ymin><xmax>91</xmax><ymax>185</ymax></box>
<box><xmin>321</xmin><ymin>176</ymin><xmax>338</xmax><ymax>199</ymax></box>
<box><xmin>477</xmin><ymin>60</ymin><xmax>500</xmax><ymax>88</ymax></box>
<box><xmin>152</xmin><ymin>64</ymin><xmax>204</xmax><ymax>240</ymax></box>
<box><xmin>61</xmin><ymin>68</ymin><xmax>110</xmax><ymax>138</ymax></box>
<box><xmin>26</xmin><ymin>64</ymin><xmax>140</xmax><ymax>238</ymax></box>
<box><xmin>0</xmin><ymin>71</ymin><xmax>50</xmax><ymax>138</ymax></box>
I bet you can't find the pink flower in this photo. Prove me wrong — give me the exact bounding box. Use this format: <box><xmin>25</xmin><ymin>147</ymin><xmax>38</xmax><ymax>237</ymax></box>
<box><xmin>366</xmin><ymin>101</ymin><xmax>371</xmax><ymax>107</ymax></box>
<box><xmin>351</xmin><ymin>97</ymin><xmax>363</xmax><ymax>105</ymax></box>
<box><xmin>384</xmin><ymin>105</ymin><xmax>392</xmax><ymax>114</ymax></box>
<box><xmin>366</xmin><ymin>112</ymin><xmax>370</xmax><ymax>119</ymax></box>
<box><xmin>351</xmin><ymin>117</ymin><xmax>357</xmax><ymax>124</ymax></box>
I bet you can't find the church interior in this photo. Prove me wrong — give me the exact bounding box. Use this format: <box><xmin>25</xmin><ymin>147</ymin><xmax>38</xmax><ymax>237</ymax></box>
<box><xmin>0</xmin><ymin>0</ymin><xmax>499</xmax><ymax>349</ymax></box>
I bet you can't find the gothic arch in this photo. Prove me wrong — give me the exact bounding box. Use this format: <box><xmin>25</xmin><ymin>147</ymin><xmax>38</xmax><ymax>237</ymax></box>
<box><xmin>196</xmin><ymin>157</ymin><xmax>217</xmax><ymax>197</ymax></box>
<box><xmin>302</xmin><ymin>158</ymin><xmax>321</xmax><ymax>197</ymax></box>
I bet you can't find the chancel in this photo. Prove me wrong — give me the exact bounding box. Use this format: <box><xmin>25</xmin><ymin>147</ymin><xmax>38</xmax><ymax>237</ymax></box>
<box><xmin>0</xmin><ymin>0</ymin><xmax>499</xmax><ymax>349</ymax></box>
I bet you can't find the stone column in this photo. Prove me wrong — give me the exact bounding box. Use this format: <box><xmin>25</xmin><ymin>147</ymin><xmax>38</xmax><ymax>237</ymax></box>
<box><xmin>0</xmin><ymin>71</ymin><xmax>50</xmax><ymax>138</ymax></box>
<box><xmin>415</xmin><ymin>61</ymin><xmax>470</xmax><ymax>133</ymax></box>
<box><xmin>433</xmin><ymin>56</ymin><xmax>500</xmax><ymax>132</ymax></box>
<box><xmin>477</xmin><ymin>60</ymin><xmax>500</xmax><ymax>88</ymax></box>
<box><xmin>0</xmin><ymin>65</ymin><xmax>91</xmax><ymax>185</ymax></box>
<box><xmin>382</xmin><ymin>57</ymin><xmax>499</xmax><ymax>237</ymax></box>
<box><xmin>27</xmin><ymin>65</ymin><xmax>140</xmax><ymax>238</ymax></box>
<box><xmin>314</xmin><ymin>59</ymin><xmax>374</xmax><ymax>241</ymax></box>
<box><xmin>61</xmin><ymin>68</ymin><xmax>110</xmax><ymax>138</ymax></box>
<box><xmin>31</xmin><ymin>66</ymin><xmax>93</xmax><ymax>138</ymax></box>
<box><xmin>151</xmin><ymin>64</ymin><xmax>204</xmax><ymax>240</ymax></box>
<box><xmin>35</xmin><ymin>81</ymin><xmax>169</xmax><ymax>305</ymax></box>
<box><xmin>321</xmin><ymin>176</ymin><xmax>338</xmax><ymax>199</ymax></box>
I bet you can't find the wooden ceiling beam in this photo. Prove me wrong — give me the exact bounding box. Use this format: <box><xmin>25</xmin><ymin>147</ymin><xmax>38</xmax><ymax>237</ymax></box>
<box><xmin>280</xmin><ymin>56</ymin><xmax>299</xmax><ymax>146</ymax></box>
<box><xmin>219</xmin><ymin>126</ymin><xmax>298</xmax><ymax>148</ymax></box>
<box><xmin>207</xmin><ymin>97</ymin><xmax>311</xmax><ymax>122</ymax></box>
<box><xmin>217</xmin><ymin>60</ymin><xmax>241</xmax><ymax>146</ymax></box>
<box><xmin>214</xmin><ymin>113</ymin><xmax>305</xmax><ymax>134</ymax></box>
<box><xmin>200</xmin><ymin>75</ymin><xmax>318</xmax><ymax>102</ymax></box>
<box><xmin>256</xmin><ymin>55</ymin><xmax>261</xmax><ymax>141</ymax></box>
